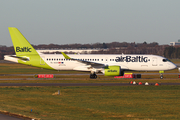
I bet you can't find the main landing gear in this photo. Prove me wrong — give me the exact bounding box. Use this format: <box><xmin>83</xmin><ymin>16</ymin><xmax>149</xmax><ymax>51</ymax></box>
<box><xmin>90</xmin><ymin>73</ymin><xmax>97</xmax><ymax>79</ymax></box>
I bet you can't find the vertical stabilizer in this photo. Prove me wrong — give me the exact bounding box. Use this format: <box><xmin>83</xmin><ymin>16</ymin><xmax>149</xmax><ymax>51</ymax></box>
<box><xmin>8</xmin><ymin>27</ymin><xmax>38</xmax><ymax>56</ymax></box>
<box><xmin>8</xmin><ymin>27</ymin><xmax>54</xmax><ymax>70</ymax></box>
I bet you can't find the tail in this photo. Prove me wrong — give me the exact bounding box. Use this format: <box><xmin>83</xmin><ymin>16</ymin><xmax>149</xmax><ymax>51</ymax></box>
<box><xmin>7</xmin><ymin>27</ymin><xmax>54</xmax><ymax>70</ymax></box>
<box><xmin>8</xmin><ymin>27</ymin><xmax>38</xmax><ymax>56</ymax></box>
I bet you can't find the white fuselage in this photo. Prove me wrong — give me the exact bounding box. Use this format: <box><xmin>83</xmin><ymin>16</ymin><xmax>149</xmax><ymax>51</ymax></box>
<box><xmin>37</xmin><ymin>54</ymin><xmax>176</xmax><ymax>72</ymax></box>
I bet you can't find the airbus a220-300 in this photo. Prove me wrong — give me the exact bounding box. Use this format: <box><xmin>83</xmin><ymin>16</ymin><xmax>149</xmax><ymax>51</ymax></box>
<box><xmin>4</xmin><ymin>27</ymin><xmax>177</xmax><ymax>78</ymax></box>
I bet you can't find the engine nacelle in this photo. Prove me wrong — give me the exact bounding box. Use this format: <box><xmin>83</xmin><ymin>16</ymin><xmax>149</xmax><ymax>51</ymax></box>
<box><xmin>104</xmin><ymin>66</ymin><xmax>121</xmax><ymax>76</ymax></box>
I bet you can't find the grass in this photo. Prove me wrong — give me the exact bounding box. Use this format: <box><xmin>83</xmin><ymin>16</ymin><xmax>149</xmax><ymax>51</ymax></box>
<box><xmin>0</xmin><ymin>86</ymin><xmax>180</xmax><ymax>120</ymax></box>
<box><xmin>0</xmin><ymin>60</ymin><xmax>180</xmax><ymax>119</ymax></box>
<box><xmin>0</xmin><ymin>78</ymin><xmax>180</xmax><ymax>84</ymax></box>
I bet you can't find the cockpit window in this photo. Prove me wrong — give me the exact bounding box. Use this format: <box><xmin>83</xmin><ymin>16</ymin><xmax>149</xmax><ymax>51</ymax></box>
<box><xmin>162</xmin><ymin>59</ymin><xmax>171</xmax><ymax>62</ymax></box>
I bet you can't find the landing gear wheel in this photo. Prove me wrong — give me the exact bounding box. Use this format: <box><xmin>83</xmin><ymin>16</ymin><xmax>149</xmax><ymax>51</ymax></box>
<box><xmin>94</xmin><ymin>74</ymin><xmax>97</xmax><ymax>79</ymax></box>
<box><xmin>90</xmin><ymin>73</ymin><xmax>97</xmax><ymax>79</ymax></box>
<box><xmin>160</xmin><ymin>74</ymin><xmax>163</xmax><ymax>79</ymax></box>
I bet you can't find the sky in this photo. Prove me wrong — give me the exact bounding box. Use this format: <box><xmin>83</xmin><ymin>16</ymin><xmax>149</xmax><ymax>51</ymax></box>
<box><xmin>1</xmin><ymin>0</ymin><xmax>180</xmax><ymax>46</ymax></box>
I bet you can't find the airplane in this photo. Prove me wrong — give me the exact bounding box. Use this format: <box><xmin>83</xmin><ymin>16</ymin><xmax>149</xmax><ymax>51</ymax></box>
<box><xmin>4</xmin><ymin>27</ymin><xmax>177</xmax><ymax>79</ymax></box>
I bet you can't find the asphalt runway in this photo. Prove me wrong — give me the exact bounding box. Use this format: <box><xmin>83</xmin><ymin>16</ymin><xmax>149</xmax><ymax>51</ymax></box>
<box><xmin>0</xmin><ymin>73</ymin><xmax>179</xmax><ymax>76</ymax></box>
<box><xmin>0</xmin><ymin>72</ymin><xmax>179</xmax><ymax>86</ymax></box>
<box><xmin>0</xmin><ymin>82</ymin><xmax>180</xmax><ymax>86</ymax></box>
<box><xmin>0</xmin><ymin>113</ymin><xmax>24</xmax><ymax>120</ymax></box>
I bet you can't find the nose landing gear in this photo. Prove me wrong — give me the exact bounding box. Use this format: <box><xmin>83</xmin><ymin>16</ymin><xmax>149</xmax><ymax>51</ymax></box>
<box><xmin>159</xmin><ymin>71</ymin><xmax>164</xmax><ymax>79</ymax></box>
<box><xmin>160</xmin><ymin>73</ymin><xmax>163</xmax><ymax>79</ymax></box>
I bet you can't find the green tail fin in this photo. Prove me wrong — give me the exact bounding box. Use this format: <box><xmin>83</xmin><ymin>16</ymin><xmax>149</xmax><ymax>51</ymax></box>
<box><xmin>8</xmin><ymin>27</ymin><xmax>38</xmax><ymax>56</ymax></box>
<box><xmin>8</xmin><ymin>27</ymin><xmax>54</xmax><ymax>70</ymax></box>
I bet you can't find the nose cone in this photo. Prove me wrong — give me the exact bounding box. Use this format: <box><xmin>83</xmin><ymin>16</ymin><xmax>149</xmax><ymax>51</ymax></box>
<box><xmin>169</xmin><ymin>62</ymin><xmax>177</xmax><ymax>70</ymax></box>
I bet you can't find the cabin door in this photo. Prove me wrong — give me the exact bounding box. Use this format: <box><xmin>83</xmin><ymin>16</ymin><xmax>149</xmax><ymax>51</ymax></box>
<box><xmin>152</xmin><ymin>57</ymin><xmax>157</xmax><ymax>66</ymax></box>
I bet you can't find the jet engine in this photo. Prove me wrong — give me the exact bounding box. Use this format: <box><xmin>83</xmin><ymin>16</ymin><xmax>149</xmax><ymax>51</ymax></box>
<box><xmin>103</xmin><ymin>66</ymin><xmax>122</xmax><ymax>76</ymax></box>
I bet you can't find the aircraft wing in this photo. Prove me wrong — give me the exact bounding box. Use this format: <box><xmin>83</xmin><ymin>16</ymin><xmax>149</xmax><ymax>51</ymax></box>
<box><xmin>61</xmin><ymin>52</ymin><xmax>105</xmax><ymax>67</ymax></box>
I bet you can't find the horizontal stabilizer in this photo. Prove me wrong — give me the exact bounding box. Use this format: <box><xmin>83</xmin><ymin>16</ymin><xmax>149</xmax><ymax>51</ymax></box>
<box><xmin>9</xmin><ymin>55</ymin><xmax>29</xmax><ymax>61</ymax></box>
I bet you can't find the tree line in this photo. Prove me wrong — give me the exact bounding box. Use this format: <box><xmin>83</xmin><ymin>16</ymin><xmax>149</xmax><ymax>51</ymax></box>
<box><xmin>164</xmin><ymin>46</ymin><xmax>180</xmax><ymax>59</ymax></box>
<box><xmin>0</xmin><ymin>42</ymin><xmax>179</xmax><ymax>60</ymax></box>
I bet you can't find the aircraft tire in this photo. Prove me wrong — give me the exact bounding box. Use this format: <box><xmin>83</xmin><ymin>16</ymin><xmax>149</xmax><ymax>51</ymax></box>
<box><xmin>90</xmin><ymin>74</ymin><xmax>97</xmax><ymax>79</ymax></box>
<box><xmin>94</xmin><ymin>74</ymin><xmax>97</xmax><ymax>79</ymax></box>
<box><xmin>90</xmin><ymin>74</ymin><xmax>94</xmax><ymax>79</ymax></box>
<box><xmin>160</xmin><ymin>75</ymin><xmax>163</xmax><ymax>79</ymax></box>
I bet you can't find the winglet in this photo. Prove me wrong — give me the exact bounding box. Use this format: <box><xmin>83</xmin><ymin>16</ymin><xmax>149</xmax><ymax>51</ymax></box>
<box><xmin>61</xmin><ymin>52</ymin><xmax>71</xmax><ymax>59</ymax></box>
